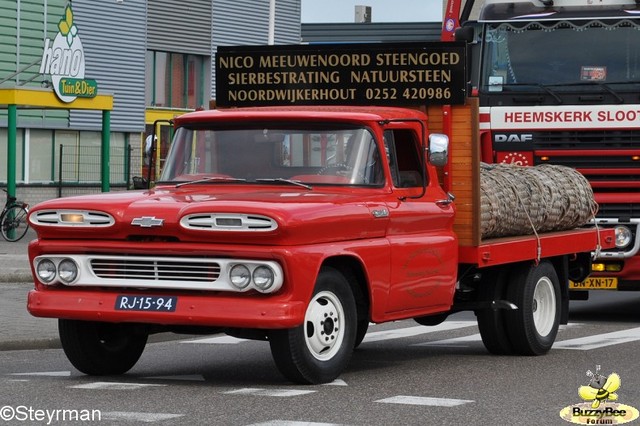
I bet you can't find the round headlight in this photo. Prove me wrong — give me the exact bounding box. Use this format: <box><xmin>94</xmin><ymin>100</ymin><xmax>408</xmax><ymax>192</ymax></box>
<box><xmin>58</xmin><ymin>258</ymin><xmax>78</xmax><ymax>284</ymax></box>
<box><xmin>229</xmin><ymin>264</ymin><xmax>251</xmax><ymax>289</ymax></box>
<box><xmin>253</xmin><ymin>266</ymin><xmax>275</xmax><ymax>291</ymax></box>
<box><xmin>36</xmin><ymin>259</ymin><xmax>57</xmax><ymax>284</ymax></box>
<box><xmin>614</xmin><ymin>226</ymin><xmax>632</xmax><ymax>248</ymax></box>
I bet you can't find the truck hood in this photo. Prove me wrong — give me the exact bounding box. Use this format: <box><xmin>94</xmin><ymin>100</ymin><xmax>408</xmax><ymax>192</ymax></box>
<box><xmin>28</xmin><ymin>186</ymin><xmax>390</xmax><ymax>245</ymax></box>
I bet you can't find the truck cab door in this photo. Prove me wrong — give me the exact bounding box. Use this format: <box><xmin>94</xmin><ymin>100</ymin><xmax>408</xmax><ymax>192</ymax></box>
<box><xmin>382</xmin><ymin>128</ymin><xmax>458</xmax><ymax>315</ymax></box>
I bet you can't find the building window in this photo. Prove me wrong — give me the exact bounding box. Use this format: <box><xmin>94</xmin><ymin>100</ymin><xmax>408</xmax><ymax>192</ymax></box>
<box><xmin>147</xmin><ymin>51</ymin><xmax>208</xmax><ymax>109</ymax></box>
<box><xmin>0</xmin><ymin>129</ymin><xmax>24</xmax><ymax>183</ymax></box>
<box><xmin>29</xmin><ymin>129</ymin><xmax>54</xmax><ymax>182</ymax></box>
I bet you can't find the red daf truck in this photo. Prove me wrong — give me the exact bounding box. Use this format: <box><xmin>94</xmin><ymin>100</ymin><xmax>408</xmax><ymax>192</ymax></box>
<box><xmin>27</xmin><ymin>43</ymin><xmax>613</xmax><ymax>384</ymax></box>
<box><xmin>442</xmin><ymin>0</ymin><xmax>640</xmax><ymax>292</ymax></box>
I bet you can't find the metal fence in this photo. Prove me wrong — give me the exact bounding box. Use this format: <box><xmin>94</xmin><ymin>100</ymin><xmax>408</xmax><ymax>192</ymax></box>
<box><xmin>57</xmin><ymin>144</ymin><xmax>133</xmax><ymax>197</ymax></box>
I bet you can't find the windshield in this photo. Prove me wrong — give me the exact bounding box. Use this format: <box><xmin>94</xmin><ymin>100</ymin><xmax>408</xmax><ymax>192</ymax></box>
<box><xmin>159</xmin><ymin>124</ymin><xmax>384</xmax><ymax>186</ymax></box>
<box><xmin>481</xmin><ymin>20</ymin><xmax>640</xmax><ymax>90</ymax></box>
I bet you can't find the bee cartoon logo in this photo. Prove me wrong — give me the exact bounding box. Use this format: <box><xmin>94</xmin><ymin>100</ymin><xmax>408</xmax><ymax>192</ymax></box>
<box><xmin>560</xmin><ymin>365</ymin><xmax>639</xmax><ymax>425</ymax></box>
<box><xmin>579</xmin><ymin>366</ymin><xmax>620</xmax><ymax>408</ymax></box>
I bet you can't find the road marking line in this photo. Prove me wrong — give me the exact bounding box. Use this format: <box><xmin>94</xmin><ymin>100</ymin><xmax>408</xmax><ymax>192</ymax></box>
<box><xmin>363</xmin><ymin>321</ymin><xmax>477</xmax><ymax>343</ymax></box>
<box><xmin>69</xmin><ymin>382</ymin><xmax>167</xmax><ymax>390</ymax></box>
<box><xmin>323</xmin><ymin>378</ymin><xmax>348</xmax><ymax>386</ymax></box>
<box><xmin>248</xmin><ymin>422</ymin><xmax>343</xmax><ymax>426</ymax></box>
<box><xmin>102</xmin><ymin>411</ymin><xmax>183</xmax><ymax>422</ymax></box>
<box><xmin>413</xmin><ymin>333</ymin><xmax>481</xmax><ymax>347</ymax></box>
<box><xmin>554</xmin><ymin>327</ymin><xmax>640</xmax><ymax>350</ymax></box>
<box><xmin>9</xmin><ymin>371</ymin><xmax>71</xmax><ymax>377</ymax></box>
<box><xmin>223</xmin><ymin>388</ymin><xmax>316</xmax><ymax>397</ymax></box>
<box><xmin>177</xmin><ymin>322</ymin><xmax>584</xmax><ymax>346</ymax></box>
<box><xmin>375</xmin><ymin>395</ymin><xmax>474</xmax><ymax>407</ymax></box>
<box><xmin>142</xmin><ymin>374</ymin><xmax>205</xmax><ymax>382</ymax></box>
<box><xmin>413</xmin><ymin>323</ymin><xmax>582</xmax><ymax>347</ymax></box>
<box><xmin>181</xmin><ymin>335</ymin><xmax>246</xmax><ymax>344</ymax></box>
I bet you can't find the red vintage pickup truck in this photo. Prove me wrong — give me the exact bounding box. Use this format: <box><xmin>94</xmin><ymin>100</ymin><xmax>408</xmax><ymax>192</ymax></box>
<box><xmin>27</xmin><ymin>105</ymin><xmax>612</xmax><ymax>384</ymax></box>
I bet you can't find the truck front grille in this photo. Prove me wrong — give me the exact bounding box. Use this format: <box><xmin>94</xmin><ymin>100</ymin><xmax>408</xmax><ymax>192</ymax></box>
<box><xmin>532</xmin><ymin>129</ymin><xmax>640</xmax><ymax>189</ymax></box>
<box><xmin>597</xmin><ymin>203</ymin><xmax>640</xmax><ymax>219</ymax></box>
<box><xmin>90</xmin><ymin>257</ymin><xmax>221</xmax><ymax>282</ymax></box>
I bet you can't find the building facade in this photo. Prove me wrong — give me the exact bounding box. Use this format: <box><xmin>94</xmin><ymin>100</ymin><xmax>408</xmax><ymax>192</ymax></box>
<box><xmin>0</xmin><ymin>0</ymin><xmax>301</xmax><ymax>205</ymax></box>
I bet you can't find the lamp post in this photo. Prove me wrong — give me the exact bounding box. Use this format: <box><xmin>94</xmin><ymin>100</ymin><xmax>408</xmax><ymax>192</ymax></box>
<box><xmin>268</xmin><ymin>0</ymin><xmax>275</xmax><ymax>45</ymax></box>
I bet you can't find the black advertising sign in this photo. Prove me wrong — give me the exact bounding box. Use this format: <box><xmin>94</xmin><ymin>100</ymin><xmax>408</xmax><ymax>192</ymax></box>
<box><xmin>215</xmin><ymin>43</ymin><xmax>466</xmax><ymax>107</ymax></box>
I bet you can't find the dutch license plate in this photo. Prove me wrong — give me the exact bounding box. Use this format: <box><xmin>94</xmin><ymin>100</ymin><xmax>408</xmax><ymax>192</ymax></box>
<box><xmin>569</xmin><ymin>277</ymin><xmax>618</xmax><ymax>290</ymax></box>
<box><xmin>115</xmin><ymin>295</ymin><xmax>177</xmax><ymax>312</ymax></box>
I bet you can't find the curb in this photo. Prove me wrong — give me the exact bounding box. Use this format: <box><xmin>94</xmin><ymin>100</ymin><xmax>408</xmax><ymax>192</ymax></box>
<box><xmin>0</xmin><ymin>272</ymin><xmax>32</xmax><ymax>283</ymax></box>
<box><xmin>0</xmin><ymin>339</ymin><xmax>61</xmax><ymax>351</ymax></box>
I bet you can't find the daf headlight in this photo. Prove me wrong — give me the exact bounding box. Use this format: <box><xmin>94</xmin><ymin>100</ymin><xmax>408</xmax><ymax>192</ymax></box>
<box><xmin>229</xmin><ymin>264</ymin><xmax>251</xmax><ymax>289</ymax></box>
<box><xmin>615</xmin><ymin>226</ymin><xmax>632</xmax><ymax>248</ymax></box>
<box><xmin>253</xmin><ymin>266</ymin><xmax>275</xmax><ymax>291</ymax></box>
<box><xmin>36</xmin><ymin>259</ymin><xmax>57</xmax><ymax>284</ymax></box>
<box><xmin>58</xmin><ymin>258</ymin><xmax>79</xmax><ymax>284</ymax></box>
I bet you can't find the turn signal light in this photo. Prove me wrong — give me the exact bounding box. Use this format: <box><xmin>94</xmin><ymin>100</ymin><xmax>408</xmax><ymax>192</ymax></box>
<box><xmin>592</xmin><ymin>263</ymin><xmax>622</xmax><ymax>272</ymax></box>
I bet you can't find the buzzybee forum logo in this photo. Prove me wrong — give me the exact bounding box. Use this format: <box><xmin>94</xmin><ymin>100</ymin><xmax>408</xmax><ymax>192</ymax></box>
<box><xmin>39</xmin><ymin>3</ymin><xmax>97</xmax><ymax>102</ymax></box>
<box><xmin>560</xmin><ymin>365</ymin><xmax>639</xmax><ymax>424</ymax></box>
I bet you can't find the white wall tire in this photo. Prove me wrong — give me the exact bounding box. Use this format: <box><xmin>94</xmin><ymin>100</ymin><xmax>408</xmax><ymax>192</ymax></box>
<box><xmin>269</xmin><ymin>267</ymin><xmax>357</xmax><ymax>384</ymax></box>
<box><xmin>532</xmin><ymin>276</ymin><xmax>557</xmax><ymax>337</ymax></box>
<box><xmin>505</xmin><ymin>261</ymin><xmax>561</xmax><ymax>355</ymax></box>
<box><xmin>304</xmin><ymin>290</ymin><xmax>347</xmax><ymax>361</ymax></box>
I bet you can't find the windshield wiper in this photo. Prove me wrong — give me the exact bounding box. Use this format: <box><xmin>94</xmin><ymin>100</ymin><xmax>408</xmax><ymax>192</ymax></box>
<box><xmin>175</xmin><ymin>176</ymin><xmax>247</xmax><ymax>188</ymax></box>
<box><xmin>560</xmin><ymin>81</ymin><xmax>624</xmax><ymax>104</ymax></box>
<box><xmin>497</xmin><ymin>83</ymin><xmax>563</xmax><ymax>104</ymax></box>
<box><xmin>255</xmin><ymin>178</ymin><xmax>312</xmax><ymax>190</ymax></box>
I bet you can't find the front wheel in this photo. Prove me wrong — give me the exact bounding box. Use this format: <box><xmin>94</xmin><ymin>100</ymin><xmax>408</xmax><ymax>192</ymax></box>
<box><xmin>269</xmin><ymin>267</ymin><xmax>357</xmax><ymax>384</ymax></box>
<box><xmin>505</xmin><ymin>261</ymin><xmax>561</xmax><ymax>355</ymax></box>
<box><xmin>1</xmin><ymin>205</ymin><xmax>29</xmax><ymax>242</ymax></box>
<box><xmin>59</xmin><ymin>320</ymin><xmax>148</xmax><ymax>375</ymax></box>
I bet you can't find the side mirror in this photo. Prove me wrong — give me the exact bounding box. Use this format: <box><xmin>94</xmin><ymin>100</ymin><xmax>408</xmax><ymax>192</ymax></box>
<box><xmin>455</xmin><ymin>26</ymin><xmax>475</xmax><ymax>43</ymax></box>
<box><xmin>428</xmin><ymin>133</ymin><xmax>449</xmax><ymax>167</ymax></box>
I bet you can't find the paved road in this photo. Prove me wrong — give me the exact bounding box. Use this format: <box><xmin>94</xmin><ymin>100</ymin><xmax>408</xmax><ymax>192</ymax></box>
<box><xmin>1</xmin><ymin>297</ymin><xmax>640</xmax><ymax>425</ymax></box>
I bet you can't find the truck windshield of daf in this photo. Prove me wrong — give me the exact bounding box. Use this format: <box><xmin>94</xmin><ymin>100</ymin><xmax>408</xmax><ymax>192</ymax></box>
<box><xmin>481</xmin><ymin>18</ymin><xmax>640</xmax><ymax>91</ymax></box>
<box><xmin>460</xmin><ymin>0</ymin><xmax>640</xmax><ymax>291</ymax></box>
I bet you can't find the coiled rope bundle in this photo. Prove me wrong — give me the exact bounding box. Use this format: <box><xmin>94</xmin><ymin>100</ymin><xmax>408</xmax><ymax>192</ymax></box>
<box><xmin>480</xmin><ymin>163</ymin><xmax>597</xmax><ymax>239</ymax></box>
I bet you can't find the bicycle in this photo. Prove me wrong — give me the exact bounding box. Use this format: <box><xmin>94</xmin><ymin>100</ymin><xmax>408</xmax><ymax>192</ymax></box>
<box><xmin>1</xmin><ymin>189</ymin><xmax>29</xmax><ymax>242</ymax></box>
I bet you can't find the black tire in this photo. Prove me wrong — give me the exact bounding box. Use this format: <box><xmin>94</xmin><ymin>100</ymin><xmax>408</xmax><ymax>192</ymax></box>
<box><xmin>59</xmin><ymin>319</ymin><xmax>148</xmax><ymax>375</ymax></box>
<box><xmin>269</xmin><ymin>267</ymin><xmax>357</xmax><ymax>384</ymax></box>
<box><xmin>476</xmin><ymin>267</ymin><xmax>514</xmax><ymax>355</ymax></box>
<box><xmin>354</xmin><ymin>319</ymin><xmax>369</xmax><ymax>348</ymax></box>
<box><xmin>414</xmin><ymin>313</ymin><xmax>449</xmax><ymax>326</ymax></box>
<box><xmin>1</xmin><ymin>205</ymin><xmax>29</xmax><ymax>242</ymax></box>
<box><xmin>505</xmin><ymin>261</ymin><xmax>561</xmax><ymax>355</ymax></box>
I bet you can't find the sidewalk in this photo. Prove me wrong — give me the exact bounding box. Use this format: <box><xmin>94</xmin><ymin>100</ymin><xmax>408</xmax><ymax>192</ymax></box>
<box><xmin>0</xmin><ymin>228</ymin><xmax>60</xmax><ymax>350</ymax></box>
<box><xmin>0</xmin><ymin>230</ymin><xmax>190</xmax><ymax>351</ymax></box>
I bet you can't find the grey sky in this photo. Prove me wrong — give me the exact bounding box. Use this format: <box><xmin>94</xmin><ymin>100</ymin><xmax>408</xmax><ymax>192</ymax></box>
<box><xmin>301</xmin><ymin>0</ymin><xmax>443</xmax><ymax>23</ymax></box>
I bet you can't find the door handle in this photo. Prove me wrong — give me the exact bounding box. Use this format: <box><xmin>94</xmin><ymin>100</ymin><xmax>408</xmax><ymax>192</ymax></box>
<box><xmin>436</xmin><ymin>192</ymin><xmax>455</xmax><ymax>207</ymax></box>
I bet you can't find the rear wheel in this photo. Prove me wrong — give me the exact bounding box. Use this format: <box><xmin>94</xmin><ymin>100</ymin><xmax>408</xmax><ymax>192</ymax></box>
<box><xmin>269</xmin><ymin>267</ymin><xmax>357</xmax><ymax>384</ymax></box>
<box><xmin>476</xmin><ymin>267</ymin><xmax>513</xmax><ymax>355</ymax></box>
<box><xmin>1</xmin><ymin>205</ymin><xmax>29</xmax><ymax>242</ymax></box>
<box><xmin>59</xmin><ymin>320</ymin><xmax>148</xmax><ymax>375</ymax></box>
<box><xmin>505</xmin><ymin>261</ymin><xmax>561</xmax><ymax>355</ymax></box>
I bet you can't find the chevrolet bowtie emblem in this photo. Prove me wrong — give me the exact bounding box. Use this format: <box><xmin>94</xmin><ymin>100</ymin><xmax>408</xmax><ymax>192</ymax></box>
<box><xmin>131</xmin><ymin>216</ymin><xmax>164</xmax><ymax>228</ymax></box>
